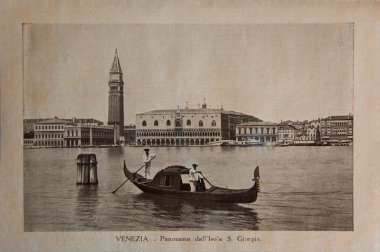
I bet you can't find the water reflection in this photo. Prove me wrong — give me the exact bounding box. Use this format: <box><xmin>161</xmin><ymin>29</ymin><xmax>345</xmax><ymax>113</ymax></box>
<box><xmin>75</xmin><ymin>185</ymin><xmax>99</xmax><ymax>229</ymax></box>
<box><xmin>134</xmin><ymin>193</ymin><xmax>260</xmax><ymax>230</ymax></box>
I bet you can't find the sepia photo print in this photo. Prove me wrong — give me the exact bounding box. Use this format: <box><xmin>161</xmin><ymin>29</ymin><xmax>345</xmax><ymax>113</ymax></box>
<box><xmin>23</xmin><ymin>23</ymin><xmax>353</xmax><ymax>232</ymax></box>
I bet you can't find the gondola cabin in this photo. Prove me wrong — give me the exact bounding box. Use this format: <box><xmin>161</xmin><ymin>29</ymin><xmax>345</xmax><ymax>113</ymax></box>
<box><xmin>150</xmin><ymin>166</ymin><xmax>193</xmax><ymax>191</ymax></box>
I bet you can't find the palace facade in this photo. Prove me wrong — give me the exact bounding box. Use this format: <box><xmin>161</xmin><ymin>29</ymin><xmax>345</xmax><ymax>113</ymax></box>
<box><xmin>33</xmin><ymin>118</ymin><xmax>68</xmax><ymax>147</ymax></box>
<box><xmin>320</xmin><ymin>115</ymin><xmax>353</xmax><ymax>143</ymax></box>
<box><xmin>64</xmin><ymin>125</ymin><xmax>114</xmax><ymax>147</ymax></box>
<box><xmin>135</xmin><ymin>103</ymin><xmax>261</xmax><ymax>146</ymax></box>
<box><xmin>235</xmin><ymin>121</ymin><xmax>278</xmax><ymax>144</ymax></box>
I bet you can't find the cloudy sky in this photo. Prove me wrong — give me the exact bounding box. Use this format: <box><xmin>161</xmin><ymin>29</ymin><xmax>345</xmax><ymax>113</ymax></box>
<box><xmin>23</xmin><ymin>23</ymin><xmax>353</xmax><ymax>124</ymax></box>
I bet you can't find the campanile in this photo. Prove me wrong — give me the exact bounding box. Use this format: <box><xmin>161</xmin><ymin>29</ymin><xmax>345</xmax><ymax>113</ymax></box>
<box><xmin>108</xmin><ymin>49</ymin><xmax>124</xmax><ymax>143</ymax></box>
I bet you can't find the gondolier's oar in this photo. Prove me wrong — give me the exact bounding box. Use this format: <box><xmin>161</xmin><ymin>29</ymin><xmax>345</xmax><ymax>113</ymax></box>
<box><xmin>111</xmin><ymin>156</ymin><xmax>156</xmax><ymax>194</ymax></box>
<box><xmin>199</xmin><ymin>172</ymin><xmax>214</xmax><ymax>187</ymax></box>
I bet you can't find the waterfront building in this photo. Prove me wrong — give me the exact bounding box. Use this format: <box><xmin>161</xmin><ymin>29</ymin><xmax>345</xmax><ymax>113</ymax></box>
<box><xmin>293</xmin><ymin>125</ymin><xmax>319</xmax><ymax>145</ymax></box>
<box><xmin>64</xmin><ymin>125</ymin><xmax>114</xmax><ymax>147</ymax></box>
<box><xmin>108</xmin><ymin>49</ymin><xmax>124</xmax><ymax>144</ymax></box>
<box><xmin>33</xmin><ymin>118</ymin><xmax>69</xmax><ymax>147</ymax></box>
<box><xmin>320</xmin><ymin>114</ymin><xmax>353</xmax><ymax>143</ymax></box>
<box><xmin>306</xmin><ymin>126</ymin><xmax>319</xmax><ymax>141</ymax></box>
<box><xmin>124</xmin><ymin>125</ymin><xmax>136</xmax><ymax>145</ymax></box>
<box><xmin>278</xmin><ymin>123</ymin><xmax>295</xmax><ymax>144</ymax></box>
<box><xmin>28</xmin><ymin>117</ymin><xmax>112</xmax><ymax>147</ymax></box>
<box><xmin>135</xmin><ymin>102</ymin><xmax>261</xmax><ymax>146</ymax></box>
<box><xmin>235</xmin><ymin>121</ymin><xmax>278</xmax><ymax>145</ymax></box>
<box><xmin>24</xmin><ymin>118</ymin><xmax>44</xmax><ymax>138</ymax></box>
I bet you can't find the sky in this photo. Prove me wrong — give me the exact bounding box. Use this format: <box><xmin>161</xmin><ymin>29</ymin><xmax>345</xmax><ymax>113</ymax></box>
<box><xmin>23</xmin><ymin>23</ymin><xmax>353</xmax><ymax>124</ymax></box>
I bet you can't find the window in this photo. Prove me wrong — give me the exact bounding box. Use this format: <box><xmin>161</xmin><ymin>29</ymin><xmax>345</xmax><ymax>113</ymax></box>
<box><xmin>187</xmin><ymin>119</ymin><xmax>191</xmax><ymax>126</ymax></box>
<box><xmin>154</xmin><ymin>120</ymin><xmax>158</xmax><ymax>126</ymax></box>
<box><xmin>166</xmin><ymin>120</ymin><xmax>171</xmax><ymax>126</ymax></box>
<box><xmin>142</xmin><ymin>120</ymin><xmax>147</xmax><ymax>127</ymax></box>
<box><xmin>211</xmin><ymin>120</ymin><xmax>216</xmax><ymax>127</ymax></box>
<box><xmin>199</xmin><ymin>120</ymin><xmax>203</xmax><ymax>127</ymax></box>
<box><xmin>159</xmin><ymin>175</ymin><xmax>173</xmax><ymax>186</ymax></box>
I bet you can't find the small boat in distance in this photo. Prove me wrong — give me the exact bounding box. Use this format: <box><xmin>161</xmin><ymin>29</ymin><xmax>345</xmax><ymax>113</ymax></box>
<box><xmin>226</xmin><ymin>138</ymin><xmax>264</xmax><ymax>146</ymax></box>
<box><xmin>279</xmin><ymin>141</ymin><xmax>291</xmax><ymax>147</ymax></box>
<box><xmin>123</xmin><ymin>162</ymin><xmax>260</xmax><ymax>203</ymax></box>
<box><xmin>207</xmin><ymin>140</ymin><xmax>229</xmax><ymax>146</ymax></box>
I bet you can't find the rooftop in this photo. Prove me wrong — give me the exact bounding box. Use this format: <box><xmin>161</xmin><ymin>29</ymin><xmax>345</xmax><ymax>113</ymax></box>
<box><xmin>323</xmin><ymin>115</ymin><xmax>353</xmax><ymax>120</ymax></box>
<box><xmin>37</xmin><ymin>118</ymin><xmax>70</xmax><ymax>124</ymax></box>
<box><xmin>238</xmin><ymin>121</ymin><xmax>277</xmax><ymax>126</ymax></box>
<box><xmin>162</xmin><ymin>165</ymin><xmax>189</xmax><ymax>174</ymax></box>
<box><xmin>137</xmin><ymin>108</ymin><xmax>260</xmax><ymax>118</ymax></box>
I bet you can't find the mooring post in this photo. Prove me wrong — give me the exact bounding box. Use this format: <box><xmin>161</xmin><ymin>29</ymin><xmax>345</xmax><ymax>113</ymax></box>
<box><xmin>76</xmin><ymin>153</ymin><xmax>98</xmax><ymax>185</ymax></box>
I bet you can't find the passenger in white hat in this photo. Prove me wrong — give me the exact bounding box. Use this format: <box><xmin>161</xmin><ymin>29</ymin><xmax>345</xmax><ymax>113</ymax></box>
<box><xmin>189</xmin><ymin>162</ymin><xmax>200</xmax><ymax>192</ymax></box>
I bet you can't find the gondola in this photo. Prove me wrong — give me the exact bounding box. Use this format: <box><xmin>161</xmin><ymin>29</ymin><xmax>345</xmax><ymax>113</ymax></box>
<box><xmin>123</xmin><ymin>162</ymin><xmax>260</xmax><ymax>203</ymax></box>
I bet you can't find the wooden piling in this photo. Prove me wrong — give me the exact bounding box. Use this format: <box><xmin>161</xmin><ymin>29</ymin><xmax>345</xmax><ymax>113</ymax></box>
<box><xmin>76</xmin><ymin>154</ymin><xmax>98</xmax><ymax>185</ymax></box>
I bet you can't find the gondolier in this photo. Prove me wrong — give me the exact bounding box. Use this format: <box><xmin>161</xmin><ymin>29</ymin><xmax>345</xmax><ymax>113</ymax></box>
<box><xmin>143</xmin><ymin>149</ymin><xmax>156</xmax><ymax>179</ymax></box>
<box><xmin>189</xmin><ymin>162</ymin><xmax>200</xmax><ymax>192</ymax></box>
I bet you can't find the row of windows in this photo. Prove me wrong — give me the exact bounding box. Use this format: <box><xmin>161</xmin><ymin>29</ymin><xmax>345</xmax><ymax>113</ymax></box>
<box><xmin>142</xmin><ymin>120</ymin><xmax>217</xmax><ymax>127</ymax></box>
<box><xmin>136</xmin><ymin>138</ymin><xmax>220</xmax><ymax>146</ymax></box>
<box><xmin>321</xmin><ymin>129</ymin><xmax>353</xmax><ymax>135</ymax></box>
<box><xmin>66</xmin><ymin>139</ymin><xmax>114</xmax><ymax>146</ymax></box>
<box><xmin>322</xmin><ymin>128</ymin><xmax>353</xmax><ymax>134</ymax></box>
<box><xmin>35</xmin><ymin>140</ymin><xmax>63</xmax><ymax>146</ymax></box>
<box><xmin>36</xmin><ymin>125</ymin><xmax>65</xmax><ymax>130</ymax></box>
<box><xmin>238</xmin><ymin>127</ymin><xmax>277</xmax><ymax>135</ymax></box>
<box><xmin>280</xmin><ymin>134</ymin><xmax>294</xmax><ymax>138</ymax></box>
<box><xmin>35</xmin><ymin>133</ymin><xmax>64</xmax><ymax>139</ymax></box>
<box><xmin>67</xmin><ymin>130</ymin><xmax>79</xmax><ymax>137</ymax></box>
<box><xmin>91</xmin><ymin>132</ymin><xmax>114</xmax><ymax>137</ymax></box>
<box><xmin>322</xmin><ymin>121</ymin><xmax>352</xmax><ymax>127</ymax></box>
<box><xmin>66</xmin><ymin>130</ymin><xmax>113</xmax><ymax>137</ymax></box>
<box><xmin>137</xmin><ymin>130</ymin><xmax>221</xmax><ymax>138</ymax></box>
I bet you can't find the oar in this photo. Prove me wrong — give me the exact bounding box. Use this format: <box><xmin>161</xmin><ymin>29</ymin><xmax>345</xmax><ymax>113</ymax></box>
<box><xmin>199</xmin><ymin>172</ymin><xmax>214</xmax><ymax>187</ymax></box>
<box><xmin>111</xmin><ymin>156</ymin><xmax>156</xmax><ymax>194</ymax></box>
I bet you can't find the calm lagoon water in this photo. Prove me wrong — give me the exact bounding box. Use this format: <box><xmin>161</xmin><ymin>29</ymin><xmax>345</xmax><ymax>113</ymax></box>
<box><xmin>24</xmin><ymin>146</ymin><xmax>353</xmax><ymax>231</ymax></box>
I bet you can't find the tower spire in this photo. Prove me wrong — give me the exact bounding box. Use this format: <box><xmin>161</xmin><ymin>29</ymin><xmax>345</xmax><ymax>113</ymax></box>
<box><xmin>110</xmin><ymin>48</ymin><xmax>122</xmax><ymax>73</ymax></box>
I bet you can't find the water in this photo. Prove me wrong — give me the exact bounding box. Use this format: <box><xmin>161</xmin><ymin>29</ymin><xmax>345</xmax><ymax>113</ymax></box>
<box><xmin>24</xmin><ymin>146</ymin><xmax>353</xmax><ymax>231</ymax></box>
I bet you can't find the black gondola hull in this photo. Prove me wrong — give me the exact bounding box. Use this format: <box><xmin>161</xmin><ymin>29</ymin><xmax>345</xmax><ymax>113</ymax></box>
<box><xmin>124</xmin><ymin>163</ymin><xmax>259</xmax><ymax>203</ymax></box>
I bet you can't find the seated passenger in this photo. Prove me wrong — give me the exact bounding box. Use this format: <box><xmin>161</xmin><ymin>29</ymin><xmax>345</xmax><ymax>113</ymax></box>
<box><xmin>189</xmin><ymin>162</ymin><xmax>200</xmax><ymax>192</ymax></box>
<box><xmin>196</xmin><ymin>178</ymin><xmax>206</xmax><ymax>192</ymax></box>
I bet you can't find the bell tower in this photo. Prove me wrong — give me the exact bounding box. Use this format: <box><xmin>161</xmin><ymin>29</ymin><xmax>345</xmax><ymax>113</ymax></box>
<box><xmin>108</xmin><ymin>49</ymin><xmax>124</xmax><ymax>144</ymax></box>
